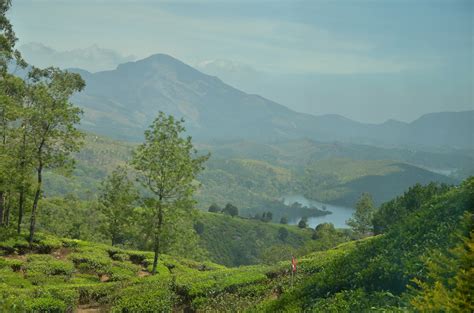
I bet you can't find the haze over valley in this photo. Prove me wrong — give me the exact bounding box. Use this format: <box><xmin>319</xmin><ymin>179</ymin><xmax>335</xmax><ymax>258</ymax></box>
<box><xmin>1</xmin><ymin>1</ymin><xmax>473</xmax><ymax>312</ymax></box>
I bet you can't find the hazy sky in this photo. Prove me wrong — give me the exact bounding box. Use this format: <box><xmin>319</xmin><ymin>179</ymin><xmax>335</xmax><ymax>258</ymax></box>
<box><xmin>8</xmin><ymin>0</ymin><xmax>473</xmax><ymax>123</ymax></box>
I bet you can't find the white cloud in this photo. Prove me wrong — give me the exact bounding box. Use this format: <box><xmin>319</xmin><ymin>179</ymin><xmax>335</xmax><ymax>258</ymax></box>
<box><xmin>19</xmin><ymin>43</ymin><xmax>137</xmax><ymax>72</ymax></box>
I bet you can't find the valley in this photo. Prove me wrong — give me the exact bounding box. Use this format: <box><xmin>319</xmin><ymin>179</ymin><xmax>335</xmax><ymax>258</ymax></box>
<box><xmin>1</xmin><ymin>2</ymin><xmax>473</xmax><ymax>311</ymax></box>
<box><xmin>43</xmin><ymin>133</ymin><xmax>461</xmax><ymax>220</ymax></box>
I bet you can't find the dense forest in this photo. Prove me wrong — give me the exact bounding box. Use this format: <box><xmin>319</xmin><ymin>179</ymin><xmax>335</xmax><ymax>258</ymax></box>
<box><xmin>0</xmin><ymin>1</ymin><xmax>473</xmax><ymax>312</ymax></box>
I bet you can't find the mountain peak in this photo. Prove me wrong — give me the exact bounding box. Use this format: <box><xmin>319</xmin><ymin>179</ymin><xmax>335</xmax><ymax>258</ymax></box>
<box><xmin>136</xmin><ymin>53</ymin><xmax>184</xmax><ymax>66</ymax></box>
<box><xmin>115</xmin><ymin>53</ymin><xmax>221</xmax><ymax>85</ymax></box>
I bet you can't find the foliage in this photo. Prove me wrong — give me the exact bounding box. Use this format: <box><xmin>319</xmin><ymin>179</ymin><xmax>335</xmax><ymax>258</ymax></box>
<box><xmin>310</xmin><ymin>289</ymin><xmax>401</xmax><ymax>312</ymax></box>
<box><xmin>277</xmin><ymin>227</ymin><xmax>289</xmax><ymax>241</ymax></box>
<box><xmin>208</xmin><ymin>203</ymin><xmax>221</xmax><ymax>213</ymax></box>
<box><xmin>0</xmin><ymin>178</ymin><xmax>471</xmax><ymax>312</ymax></box>
<box><xmin>26</xmin><ymin>66</ymin><xmax>85</xmax><ymax>245</ymax></box>
<box><xmin>222</xmin><ymin>202</ymin><xmax>239</xmax><ymax>217</ymax></box>
<box><xmin>373</xmin><ymin>182</ymin><xmax>450</xmax><ymax>234</ymax></box>
<box><xmin>35</xmin><ymin>196</ymin><xmax>106</xmax><ymax>243</ymax></box>
<box><xmin>260</xmin><ymin>244</ymin><xmax>296</xmax><ymax>265</ymax></box>
<box><xmin>410</xmin><ymin>216</ymin><xmax>474</xmax><ymax>312</ymax></box>
<box><xmin>297</xmin><ymin>217</ymin><xmax>308</xmax><ymax>228</ymax></box>
<box><xmin>131</xmin><ymin>112</ymin><xmax>209</xmax><ymax>274</ymax></box>
<box><xmin>69</xmin><ymin>247</ymin><xmax>112</xmax><ymax>275</ymax></box>
<box><xmin>261</xmin><ymin>177</ymin><xmax>473</xmax><ymax>311</ymax></box>
<box><xmin>346</xmin><ymin>192</ymin><xmax>375</xmax><ymax>236</ymax></box>
<box><xmin>195</xmin><ymin>212</ymin><xmax>314</xmax><ymax>266</ymax></box>
<box><xmin>25</xmin><ymin>297</ymin><xmax>67</xmax><ymax>313</ymax></box>
<box><xmin>98</xmin><ymin>165</ymin><xmax>138</xmax><ymax>245</ymax></box>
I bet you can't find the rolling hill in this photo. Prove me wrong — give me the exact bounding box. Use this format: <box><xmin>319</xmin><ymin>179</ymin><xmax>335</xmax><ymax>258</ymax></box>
<box><xmin>44</xmin><ymin>133</ymin><xmax>459</xmax><ymax>214</ymax></box>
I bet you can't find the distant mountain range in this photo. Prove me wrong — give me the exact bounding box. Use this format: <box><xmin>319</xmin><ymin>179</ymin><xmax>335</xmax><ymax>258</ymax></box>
<box><xmin>69</xmin><ymin>54</ymin><xmax>473</xmax><ymax>148</ymax></box>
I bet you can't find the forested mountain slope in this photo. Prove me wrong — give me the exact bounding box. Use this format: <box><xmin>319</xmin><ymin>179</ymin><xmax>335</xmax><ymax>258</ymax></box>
<box><xmin>44</xmin><ymin>133</ymin><xmax>458</xmax><ymax>212</ymax></box>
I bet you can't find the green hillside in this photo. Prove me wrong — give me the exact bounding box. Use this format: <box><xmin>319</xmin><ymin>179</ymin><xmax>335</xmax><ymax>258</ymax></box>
<box><xmin>1</xmin><ymin>178</ymin><xmax>472</xmax><ymax>312</ymax></box>
<box><xmin>257</xmin><ymin>177</ymin><xmax>473</xmax><ymax>312</ymax></box>
<box><xmin>300</xmin><ymin>158</ymin><xmax>457</xmax><ymax>205</ymax></box>
<box><xmin>44</xmin><ymin>133</ymin><xmax>460</xmax><ymax>214</ymax></box>
<box><xmin>34</xmin><ymin>195</ymin><xmax>335</xmax><ymax>267</ymax></box>
<box><xmin>195</xmin><ymin>212</ymin><xmax>347</xmax><ymax>267</ymax></box>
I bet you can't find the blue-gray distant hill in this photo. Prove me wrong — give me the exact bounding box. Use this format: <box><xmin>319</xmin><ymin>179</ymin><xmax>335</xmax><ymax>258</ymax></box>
<box><xmin>70</xmin><ymin>54</ymin><xmax>473</xmax><ymax>149</ymax></box>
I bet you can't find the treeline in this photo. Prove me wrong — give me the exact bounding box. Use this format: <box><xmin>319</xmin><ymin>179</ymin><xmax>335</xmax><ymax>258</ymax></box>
<box><xmin>0</xmin><ymin>0</ymin><xmax>85</xmax><ymax>248</ymax></box>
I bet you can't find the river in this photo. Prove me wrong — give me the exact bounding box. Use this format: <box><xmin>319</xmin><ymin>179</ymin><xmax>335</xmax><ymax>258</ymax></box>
<box><xmin>283</xmin><ymin>195</ymin><xmax>355</xmax><ymax>229</ymax></box>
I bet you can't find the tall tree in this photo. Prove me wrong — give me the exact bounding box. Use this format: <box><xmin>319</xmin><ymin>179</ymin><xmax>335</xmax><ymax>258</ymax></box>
<box><xmin>99</xmin><ymin>166</ymin><xmax>138</xmax><ymax>246</ymax></box>
<box><xmin>298</xmin><ymin>216</ymin><xmax>308</xmax><ymax>228</ymax></box>
<box><xmin>208</xmin><ymin>203</ymin><xmax>221</xmax><ymax>213</ymax></box>
<box><xmin>26</xmin><ymin>67</ymin><xmax>85</xmax><ymax>246</ymax></box>
<box><xmin>131</xmin><ymin>112</ymin><xmax>208</xmax><ymax>274</ymax></box>
<box><xmin>347</xmin><ymin>192</ymin><xmax>376</xmax><ymax>236</ymax></box>
<box><xmin>222</xmin><ymin>203</ymin><xmax>238</xmax><ymax>217</ymax></box>
<box><xmin>0</xmin><ymin>75</ymin><xmax>27</xmax><ymax>228</ymax></box>
<box><xmin>0</xmin><ymin>0</ymin><xmax>26</xmax><ymax>73</ymax></box>
<box><xmin>0</xmin><ymin>0</ymin><xmax>27</xmax><ymax>228</ymax></box>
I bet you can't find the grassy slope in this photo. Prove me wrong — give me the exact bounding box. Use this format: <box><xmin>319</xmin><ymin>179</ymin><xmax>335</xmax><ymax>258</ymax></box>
<box><xmin>196</xmin><ymin>212</ymin><xmax>313</xmax><ymax>266</ymax></box>
<box><xmin>35</xmin><ymin>195</ymin><xmax>317</xmax><ymax>268</ymax></box>
<box><xmin>0</xmin><ymin>230</ymin><xmax>356</xmax><ymax>312</ymax></box>
<box><xmin>256</xmin><ymin>178</ymin><xmax>473</xmax><ymax>312</ymax></box>
<box><xmin>1</xmin><ymin>177</ymin><xmax>471</xmax><ymax>312</ymax></box>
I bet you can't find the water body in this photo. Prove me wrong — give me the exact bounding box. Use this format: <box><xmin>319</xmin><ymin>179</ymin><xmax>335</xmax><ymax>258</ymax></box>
<box><xmin>283</xmin><ymin>195</ymin><xmax>355</xmax><ymax>229</ymax></box>
<box><xmin>424</xmin><ymin>167</ymin><xmax>456</xmax><ymax>177</ymax></box>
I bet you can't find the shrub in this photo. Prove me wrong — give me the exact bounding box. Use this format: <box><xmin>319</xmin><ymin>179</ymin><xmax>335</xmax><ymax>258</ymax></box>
<box><xmin>61</xmin><ymin>239</ymin><xmax>80</xmax><ymax>249</ymax></box>
<box><xmin>25</xmin><ymin>297</ymin><xmax>67</xmax><ymax>313</ymax></box>
<box><xmin>0</xmin><ymin>268</ymin><xmax>32</xmax><ymax>288</ymax></box>
<box><xmin>0</xmin><ymin>237</ymin><xmax>29</xmax><ymax>255</ymax></box>
<box><xmin>127</xmin><ymin>251</ymin><xmax>150</xmax><ymax>265</ymax></box>
<box><xmin>111</xmin><ymin>281</ymin><xmax>175</xmax><ymax>312</ymax></box>
<box><xmin>45</xmin><ymin>287</ymin><xmax>79</xmax><ymax>311</ymax></box>
<box><xmin>109</xmin><ymin>262</ymin><xmax>140</xmax><ymax>282</ymax></box>
<box><xmin>0</xmin><ymin>258</ymin><xmax>24</xmax><ymax>272</ymax></box>
<box><xmin>76</xmin><ymin>284</ymin><xmax>118</xmax><ymax>305</ymax></box>
<box><xmin>69</xmin><ymin>249</ymin><xmax>112</xmax><ymax>275</ymax></box>
<box><xmin>26</xmin><ymin>254</ymin><xmax>75</xmax><ymax>276</ymax></box>
<box><xmin>111</xmin><ymin>253</ymin><xmax>128</xmax><ymax>262</ymax></box>
<box><xmin>30</xmin><ymin>234</ymin><xmax>63</xmax><ymax>254</ymax></box>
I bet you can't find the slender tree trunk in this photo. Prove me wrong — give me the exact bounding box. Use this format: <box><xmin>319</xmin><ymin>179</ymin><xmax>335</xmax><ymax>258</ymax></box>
<box><xmin>151</xmin><ymin>203</ymin><xmax>164</xmax><ymax>275</ymax></box>
<box><xmin>151</xmin><ymin>232</ymin><xmax>160</xmax><ymax>275</ymax></box>
<box><xmin>0</xmin><ymin>191</ymin><xmax>4</xmax><ymax>226</ymax></box>
<box><xmin>111</xmin><ymin>230</ymin><xmax>117</xmax><ymax>246</ymax></box>
<box><xmin>111</xmin><ymin>217</ymin><xmax>118</xmax><ymax>246</ymax></box>
<box><xmin>17</xmin><ymin>130</ymin><xmax>27</xmax><ymax>234</ymax></box>
<box><xmin>17</xmin><ymin>186</ymin><xmax>25</xmax><ymax>234</ymax></box>
<box><xmin>29</xmin><ymin>165</ymin><xmax>42</xmax><ymax>247</ymax></box>
<box><xmin>4</xmin><ymin>192</ymin><xmax>9</xmax><ymax>226</ymax></box>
